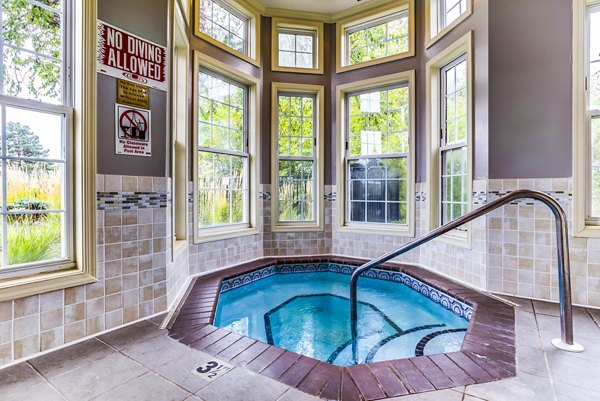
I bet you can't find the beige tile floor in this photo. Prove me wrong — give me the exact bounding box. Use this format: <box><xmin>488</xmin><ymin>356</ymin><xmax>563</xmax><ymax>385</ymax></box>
<box><xmin>0</xmin><ymin>297</ymin><xmax>599</xmax><ymax>401</ymax></box>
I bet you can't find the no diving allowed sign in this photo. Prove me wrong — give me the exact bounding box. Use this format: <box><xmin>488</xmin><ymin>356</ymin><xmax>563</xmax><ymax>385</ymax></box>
<box><xmin>115</xmin><ymin>104</ymin><xmax>151</xmax><ymax>157</ymax></box>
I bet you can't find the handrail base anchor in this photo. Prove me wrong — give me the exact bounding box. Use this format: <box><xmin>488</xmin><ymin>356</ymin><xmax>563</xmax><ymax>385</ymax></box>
<box><xmin>551</xmin><ymin>338</ymin><xmax>584</xmax><ymax>352</ymax></box>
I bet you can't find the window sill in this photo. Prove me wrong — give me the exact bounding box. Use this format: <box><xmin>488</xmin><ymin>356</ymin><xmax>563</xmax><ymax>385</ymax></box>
<box><xmin>574</xmin><ymin>224</ymin><xmax>600</xmax><ymax>238</ymax></box>
<box><xmin>194</xmin><ymin>32</ymin><xmax>260</xmax><ymax>67</ymax></box>
<box><xmin>271</xmin><ymin>65</ymin><xmax>324</xmax><ymax>75</ymax></box>
<box><xmin>271</xmin><ymin>223</ymin><xmax>324</xmax><ymax>233</ymax></box>
<box><xmin>432</xmin><ymin>227</ymin><xmax>472</xmax><ymax>249</ymax></box>
<box><xmin>336</xmin><ymin>50</ymin><xmax>415</xmax><ymax>74</ymax></box>
<box><xmin>426</xmin><ymin>8</ymin><xmax>473</xmax><ymax>49</ymax></box>
<box><xmin>337</xmin><ymin>222</ymin><xmax>414</xmax><ymax>237</ymax></box>
<box><xmin>0</xmin><ymin>268</ymin><xmax>96</xmax><ymax>302</ymax></box>
<box><xmin>194</xmin><ymin>226</ymin><xmax>260</xmax><ymax>244</ymax></box>
<box><xmin>173</xmin><ymin>239</ymin><xmax>188</xmax><ymax>259</ymax></box>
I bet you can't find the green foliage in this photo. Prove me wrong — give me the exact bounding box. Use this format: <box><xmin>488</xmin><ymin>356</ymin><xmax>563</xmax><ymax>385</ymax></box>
<box><xmin>6</xmin><ymin>122</ymin><xmax>50</xmax><ymax>171</ymax></box>
<box><xmin>2</xmin><ymin>0</ymin><xmax>62</xmax><ymax>101</ymax></box>
<box><xmin>7</xmin><ymin>213</ymin><xmax>61</xmax><ymax>265</ymax></box>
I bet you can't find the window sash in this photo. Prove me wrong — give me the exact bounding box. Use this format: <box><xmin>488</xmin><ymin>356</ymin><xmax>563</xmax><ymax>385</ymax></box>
<box><xmin>0</xmin><ymin>95</ymin><xmax>73</xmax><ymax>277</ymax></box>
<box><xmin>277</xmin><ymin>28</ymin><xmax>317</xmax><ymax>69</ymax></box>
<box><xmin>0</xmin><ymin>0</ymin><xmax>72</xmax><ymax>107</ymax></box>
<box><xmin>439</xmin><ymin>53</ymin><xmax>468</xmax><ymax>227</ymax></box>
<box><xmin>197</xmin><ymin>68</ymin><xmax>250</xmax><ymax>231</ymax></box>
<box><xmin>438</xmin><ymin>0</ymin><xmax>466</xmax><ymax>32</ymax></box>
<box><xmin>275</xmin><ymin>92</ymin><xmax>317</xmax><ymax>223</ymax></box>
<box><xmin>199</xmin><ymin>0</ymin><xmax>250</xmax><ymax>55</ymax></box>
<box><xmin>344</xmin><ymin>10</ymin><xmax>409</xmax><ymax>66</ymax></box>
<box><xmin>586</xmin><ymin>4</ymin><xmax>600</xmax><ymax>222</ymax></box>
<box><xmin>344</xmin><ymin>83</ymin><xmax>410</xmax><ymax>226</ymax></box>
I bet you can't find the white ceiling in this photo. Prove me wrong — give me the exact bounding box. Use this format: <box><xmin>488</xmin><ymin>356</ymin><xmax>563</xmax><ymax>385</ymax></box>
<box><xmin>260</xmin><ymin>0</ymin><xmax>372</xmax><ymax>15</ymax></box>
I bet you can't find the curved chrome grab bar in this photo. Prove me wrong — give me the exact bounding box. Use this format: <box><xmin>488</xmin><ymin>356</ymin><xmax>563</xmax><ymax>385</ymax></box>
<box><xmin>349</xmin><ymin>189</ymin><xmax>583</xmax><ymax>364</ymax></box>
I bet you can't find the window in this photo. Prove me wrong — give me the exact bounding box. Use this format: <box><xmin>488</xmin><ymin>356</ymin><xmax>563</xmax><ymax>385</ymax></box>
<box><xmin>197</xmin><ymin>70</ymin><xmax>248</xmax><ymax>229</ymax></box>
<box><xmin>346</xmin><ymin>12</ymin><xmax>408</xmax><ymax>66</ymax></box>
<box><xmin>587</xmin><ymin>3</ymin><xmax>600</xmax><ymax>220</ymax></box>
<box><xmin>440</xmin><ymin>55</ymin><xmax>468</xmax><ymax>226</ymax></box>
<box><xmin>196</xmin><ymin>0</ymin><xmax>260</xmax><ymax>65</ymax></box>
<box><xmin>426</xmin><ymin>32</ymin><xmax>472</xmax><ymax>245</ymax></box>
<box><xmin>0</xmin><ymin>0</ymin><xmax>71</xmax><ymax>277</ymax></box>
<box><xmin>0</xmin><ymin>0</ymin><xmax>96</xmax><ymax>300</ymax></box>
<box><xmin>336</xmin><ymin>71</ymin><xmax>415</xmax><ymax>236</ymax></box>
<box><xmin>574</xmin><ymin>0</ymin><xmax>600</xmax><ymax>236</ymax></box>
<box><xmin>426</xmin><ymin>0</ymin><xmax>472</xmax><ymax>46</ymax></box>
<box><xmin>271</xmin><ymin>83</ymin><xmax>324</xmax><ymax>231</ymax></box>
<box><xmin>193</xmin><ymin>51</ymin><xmax>260</xmax><ymax>243</ymax></box>
<box><xmin>172</xmin><ymin>3</ymin><xmax>190</xmax><ymax>256</ymax></box>
<box><xmin>271</xmin><ymin>18</ymin><xmax>323</xmax><ymax>74</ymax></box>
<box><xmin>336</xmin><ymin>0</ymin><xmax>415</xmax><ymax>73</ymax></box>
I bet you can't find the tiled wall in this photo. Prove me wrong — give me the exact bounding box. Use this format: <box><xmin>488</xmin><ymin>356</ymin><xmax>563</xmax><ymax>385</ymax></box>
<box><xmin>262</xmin><ymin>184</ymin><xmax>333</xmax><ymax>257</ymax></box>
<box><xmin>485</xmin><ymin>178</ymin><xmax>600</xmax><ymax>307</ymax></box>
<box><xmin>0</xmin><ymin>174</ymin><xmax>173</xmax><ymax>365</ymax></box>
<box><xmin>187</xmin><ymin>182</ymin><xmax>263</xmax><ymax>276</ymax></box>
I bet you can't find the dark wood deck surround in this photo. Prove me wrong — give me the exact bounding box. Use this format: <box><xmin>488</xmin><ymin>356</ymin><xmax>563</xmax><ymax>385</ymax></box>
<box><xmin>168</xmin><ymin>256</ymin><xmax>516</xmax><ymax>400</ymax></box>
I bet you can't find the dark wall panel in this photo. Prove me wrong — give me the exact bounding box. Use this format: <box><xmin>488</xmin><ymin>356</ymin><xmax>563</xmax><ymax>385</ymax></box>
<box><xmin>488</xmin><ymin>0</ymin><xmax>572</xmax><ymax>178</ymax></box>
<box><xmin>97</xmin><ymin>0</ymin><xmax>169</xmax><ymax>176</ymax></box>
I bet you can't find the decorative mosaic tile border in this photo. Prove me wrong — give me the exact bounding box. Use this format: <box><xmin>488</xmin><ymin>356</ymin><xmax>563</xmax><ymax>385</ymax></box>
<box><xmin>97</xmin><ymin>191</ymin><xmax>170</xmax><ymax>210</ymax></box>
<box><xmin>219</xmin><ymin>262</ymin><xmax>473</xmax><ymax>321</ymax></box>
<box><xmin>487</xmin><ymin>190</ymin><xmax>571</xmax><ymax>205</ymax></box>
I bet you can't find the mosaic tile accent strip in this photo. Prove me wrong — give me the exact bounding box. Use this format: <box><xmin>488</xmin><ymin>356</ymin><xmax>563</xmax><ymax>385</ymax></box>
<box><xmin>97</xmin><ymin>191</ymin><xmax>170</xmax><ymax>210</ymax></box>
<box><xmin>259</xmin><ymin>191</ymin><xmax>272</xmax><ymax>200</ymax></box>
<box><xmin>472</xmin><ymin>191</ymin><xmax>487</xmax><ymax>205</ymax></box>
<box><xmin>324</xmin><ymin>192</ymin><xmax>336</xmax><ymax>201</ymax></box>
<box><xmin>219</xmin><ymin>263</ymin><xmax>472</xmax><ymax>321</ymax></box>
<box><xmin>415</xmin><ymin>191</ymin><xmax>427</xmax><ymax>202</ymax></box>
<box><xmin>486</xmin><ymin>190</ymin><xmax>571</xmax><ymax>205</ymax></box>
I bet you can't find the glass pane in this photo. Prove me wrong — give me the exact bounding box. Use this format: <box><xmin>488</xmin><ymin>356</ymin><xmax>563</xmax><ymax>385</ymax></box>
<box><xmin>278</xmin><ymin>160</ymin><xmax>313</xmax><ymax>222</ymax></box>
<box><xmin>296</xmin><ymin>34</ymin><xmax>313</xmax><ymax>53</ymax></box>
<box><xmin>7</xmin><ymin>212</ymin><xmax>63</xmax><ymax>265</ymax></box>
<box><xmin>279</xmin><ymin>51</ymin><xmax>295</xmax><ymax>67</ymax></box>
<box><xmin>279</xmin><ymin>33</ymin><xmax>295</xmax><ymax>51</ymax></box>
<box><xmin>347</xmin><ymin>12</ymin><xmax>408</xmax><ymax>66</ymax></box>
<box><xmin>1</xmin><ymin>1</ymin><xmax>63</xmax><ymax>103</ymax></box>
<box><xmin>590</xmin><ymin>61</ymin><xmax>600</xmax><ymax>110</ymax></box>
<box><xmin>197</xmin><ymin>151</ymin><xmax>247</xmax><ymax>228</ymax></box>
<box><xmin>7</xmin><ymin>161</ymin><xmax>64</xmax><ymax>211</ymax></box>
<box><xmin>591</xmin><ymin>116</ymin><xmax>600</xmax><ymax>217</ymax></box>
<box><xmin>367</xmin><ymin>202</ymin><xmax>385</xmax><ymax>223</ymax></box>
<box><xmin>6</xmin><ymin>108</ymin><xmax>64</xmax><ymax>160</ymax></box>
<box><xmin>198</xmin><ymin>71</ymin><xmax>246</xmax><ymax>153</ymax></box>
<box><xmin>200</xmin><ymin>0</ymin><xmax>248</xmax><ymax>54</ymax></box>
<box><xmin>296</xmin><ymin>53</ymin><xmax>313</xmax><ymax>69</ymax></box>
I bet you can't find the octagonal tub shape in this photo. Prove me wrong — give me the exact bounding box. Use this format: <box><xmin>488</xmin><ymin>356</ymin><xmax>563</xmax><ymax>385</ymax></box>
<box><xmin>214</xmin><ymin>262</ymin><xmax>472</xmax><ymax>366</ymax></box>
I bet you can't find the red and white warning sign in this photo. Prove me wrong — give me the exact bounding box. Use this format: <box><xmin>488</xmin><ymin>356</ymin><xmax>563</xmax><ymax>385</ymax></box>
<box><xmin>115</xmin><ymin>104</ymin><xmax>152</xmax><ymax>157</ymax></box>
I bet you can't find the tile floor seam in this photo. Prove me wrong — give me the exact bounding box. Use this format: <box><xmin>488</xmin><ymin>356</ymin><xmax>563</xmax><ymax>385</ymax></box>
<box><xmin>86</xmin><ymin>371</ymin><xmax>163</xmax><ymax>401</ymax></box>
<box><xmin>148</xmin><ymin>357</ymin><xmax>204</xmax><ymax>396</ymax></box>
<box><xmin>585</xmin><ymin>308</ymin><xmax>600</xmax><ymax>329</ymax></box>
<box><xmin>530</xmin><ymin>306</ymin><xmax>560</xmax><ymax>401</ymax></box>
<box><xmin>26</xmin><ymin>361</ymin><xmax>70</xmax><ymax>401</ymax></box>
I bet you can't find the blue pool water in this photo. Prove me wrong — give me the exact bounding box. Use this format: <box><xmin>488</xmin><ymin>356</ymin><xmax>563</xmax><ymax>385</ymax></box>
<box><xmin>214</xmin><ymin>268</ymin><xmax>470</xmax><ymax>366</ymax></box>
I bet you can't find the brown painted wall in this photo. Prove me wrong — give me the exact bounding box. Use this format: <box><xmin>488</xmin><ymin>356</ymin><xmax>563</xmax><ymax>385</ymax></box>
<box><xmin>97</xmin><ymin>0</ymin><xmax>169</xmax><ymax>177</ymax></box>
<box><xmin>488</xmin><ymin>0</ymin><xmax>572</xmax><ymax>179</ymax></box>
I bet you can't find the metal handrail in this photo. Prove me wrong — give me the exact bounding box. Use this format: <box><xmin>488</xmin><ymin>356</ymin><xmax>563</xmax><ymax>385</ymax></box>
<box><xmin>349</xmin><ymin>189</ymin><xmax>584</xmax><ymax>364</ymax></box>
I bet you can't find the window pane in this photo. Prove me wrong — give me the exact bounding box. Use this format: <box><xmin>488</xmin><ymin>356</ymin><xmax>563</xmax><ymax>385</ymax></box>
<box><xmin>197</xmin><ymin>151</ymin><xmax>247</xmax><ymax>228</ymax></box>
<box><xmin>198</xmin><ymin>71</ymin><xmax>247</xmax><ymax>153</ymax></box>
<box><xmin>276</xmin><ymin>92</ymin><xmax>316</xmax><ymax>222</ymax></box>
<box><xmin>277</xmin><ymin>30</ymin><xmax>315</xmax><ymax>69</ymax></box>
<box><xmin>591</xmin><ymin>116</ymin><xmax>600</xmax><ymax>217</ymax></box>
<box><xmin>199</xmin><ymin>0</ymin><xmax>248</xmax><ymax>54</ymax></box>
<box><xmin>1</xmin><ymin>0</ymin><xmax>64</xmax><ymax>104</ymax></box>
<box><xmin>347</xmin><ymin>158</ymin><xmax>407</xmax><ymax>224</ymax></box>
<box><xmin>6</xmin><ymin>212</ymin><xmax>64</xmax><ymax>266</ymax></box>
<box><xmin>441</xmin><ymin>147</ymin><xmax>467</xmax><ymax>225</ymax></box>
<box><xmin>346</xmin><ymin>11</ymin><xmax>409</xmax><ymax>66</ymax></box>
<box><xmin>443</xmin><ymin>58</ymin><xmax>468</xmax><ymax>146</ymax></box>
<box><xmin>278</xmin><ymin>160</ymin><xmax>313</xmax><ymax>221</ymax></box>
<box><xmin>348</xmin><ymin>86</ymin><xmax>409</xmax><ymax>157</ymax></box>
<box><xmin>0</xmin><ymin>106</ymin><xmax>67</xmax><ymax>268</ymax></box>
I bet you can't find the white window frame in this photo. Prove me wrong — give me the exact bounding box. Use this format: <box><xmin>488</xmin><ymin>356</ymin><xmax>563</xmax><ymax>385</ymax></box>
<box><xmin>336</xmin><ymin>0</ymin><xmax>415</xmax><ymax>73</ymax></box>
<box><xmin>0</xmin><ymin>0</ymin><xmax>97</xmax><ymax>301</ymax></box>
<box><xmin>271</xmin><ymin>82</ymin><xmax>324</xmax><ymax>232</ymax></box>
<box><xmin>573</xmin><ymin>0</ymin><xmax>600</xmax><ymax>237</ymax></box>
<box><xmin>425</xmin><ymin>0</ymin><xmax>472</xmax><ymax>47</ymax></box>
<box><xmin>171</xmin><ymin>2</ymin><xmax>190</xmax><ymax>259</ymax></box>
<box><xmin>195</xmin><ymin>0</ymin><xmax>261</xmax><ymax>66</ymax></box>
<box><xmin>335</xmin><ymin>71</ymin><xmax>416</xmax><ymax>237</ymax></box>
<box><xmin>426</xmin><ymin>31</ymin><xmax>473</xmax><ymax>247</ymax></box>
<box><xmin>193</xmin><ymin>51</ymin><xmax>260</xmax><ymax>243</ymax></box>
<box><xmin>271</xmin><ymin>18</ymin><xmax>324</xmax><ymax>75</ymax></box>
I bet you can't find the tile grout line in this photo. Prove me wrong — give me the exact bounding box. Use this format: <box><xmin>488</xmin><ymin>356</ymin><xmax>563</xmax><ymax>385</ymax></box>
<box><xmin>530</xmin><ymin>302</ymin><xmax>560</xmax><ymax>401</ymax></box>
<box><xmin>26</xmin><ymin>361</ymin><xmax>70</xmax><ymax>401</ymax></box>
